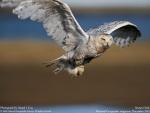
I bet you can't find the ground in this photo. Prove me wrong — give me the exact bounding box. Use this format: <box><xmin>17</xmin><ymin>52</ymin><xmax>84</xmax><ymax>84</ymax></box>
<box><xmin>0</xmin><ymin>40</ymin><xmax>150</xmax><ymax>105</ymax></box>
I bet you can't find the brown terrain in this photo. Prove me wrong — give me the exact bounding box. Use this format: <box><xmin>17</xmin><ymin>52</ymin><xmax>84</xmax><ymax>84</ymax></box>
<box><xmin>0</xmin><ymin>40</ymin><xmax>150</xmax><ymax>106</ymax></box>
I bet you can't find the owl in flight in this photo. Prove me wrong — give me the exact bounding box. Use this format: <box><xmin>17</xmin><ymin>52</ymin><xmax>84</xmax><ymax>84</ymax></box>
<box><xmin>0</xmin><ymin>0</ymin><xmax>141</xmax><ymax>76</ymax></box>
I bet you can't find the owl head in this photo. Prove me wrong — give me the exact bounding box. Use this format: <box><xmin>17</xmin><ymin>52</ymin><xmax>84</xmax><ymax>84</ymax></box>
<box><xmin>97</xmin><ymin>34</ymin><xmax>113</xmax><ymax>48</ymax></box>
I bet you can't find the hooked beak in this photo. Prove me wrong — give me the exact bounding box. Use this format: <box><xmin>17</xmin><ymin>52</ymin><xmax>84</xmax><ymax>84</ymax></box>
<box><xmin>104</xmin><ymin>43</ymin><xmax>109</xmax><ymax>49</ymax></box>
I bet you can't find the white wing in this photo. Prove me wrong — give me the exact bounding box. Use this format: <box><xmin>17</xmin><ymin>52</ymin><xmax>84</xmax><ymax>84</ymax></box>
<box><xmin>87</xmin><ymin>21</ymin><xmax>141</xmax><ymax>47</ymax></box>
<box><xmin>0</xmin><ymin>0</ymin><xmax>88</xmax><ymax>51</ymax></box>
<box><xmin>0</xmin><ymin>0</ymin><xmax>22</xmax><ymax>7</ymax></box>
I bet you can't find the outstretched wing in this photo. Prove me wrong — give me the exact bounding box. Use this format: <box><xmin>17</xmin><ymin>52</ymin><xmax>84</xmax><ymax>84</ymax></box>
<box><xmin>0</xmin><ymin>0</ymin><xmax>22</xmax><ymax>7</ymax></box>
<box><xmin>0</xmin><ymin>0</ymin><xmax>88</xmax><ymax>51</ymax></box>
<box><xmin>87</xmin><ymin>21</ymin><xmax>141</xmax><ymax>47</ymax></box>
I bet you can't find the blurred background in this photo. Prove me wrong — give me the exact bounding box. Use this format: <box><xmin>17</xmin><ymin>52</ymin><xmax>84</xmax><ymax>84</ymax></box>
<box><xmin>0</xmin><ymin>0</ymin><xmax>150</xmax><ymax>112</ymax></box>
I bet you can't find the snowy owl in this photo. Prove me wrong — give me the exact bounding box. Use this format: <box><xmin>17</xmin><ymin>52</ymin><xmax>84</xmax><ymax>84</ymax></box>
<box><xmin>0</xmin><ymin>0</ymin><xmax>141</xmax><ymax>76</ymax></box>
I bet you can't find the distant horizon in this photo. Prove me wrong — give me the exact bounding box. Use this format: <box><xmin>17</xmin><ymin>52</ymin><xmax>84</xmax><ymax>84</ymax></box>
<box><xmin>1</xmin><ymin>0</ymin><xmax>150</xmax><ymax>13</ymax></box>
<box><xmin>64</xmin><ymin>0</ymin><xmax>150</xmax><ymax>8</ymax></box>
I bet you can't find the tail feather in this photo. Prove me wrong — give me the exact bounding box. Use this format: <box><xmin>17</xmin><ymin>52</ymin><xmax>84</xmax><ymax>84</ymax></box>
<box><xmin>44</xmin><ymin>56</ymin><xmax>67</xmax><ymax>74</ymax></box>
<box><xmin>45</xmin><ymin>58</ymin><xmax>61</xmax><ymax>68</ymax></box>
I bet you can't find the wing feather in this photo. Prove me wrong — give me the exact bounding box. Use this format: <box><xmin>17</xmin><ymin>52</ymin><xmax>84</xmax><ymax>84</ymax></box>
<box><xmin>0</xmin><ymin>0</ymin><xmax>88</xmax><ymax>51</ymax></box>
<box><xmin>87</xmin><ymin>21</ymin><xmax>141</xmax><ymax>47</ymax></box>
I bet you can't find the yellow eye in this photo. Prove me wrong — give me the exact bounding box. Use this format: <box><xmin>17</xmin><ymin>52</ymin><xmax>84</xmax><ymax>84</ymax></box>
<box><xmin>101</xmin><ymin>38</ymin><xmax>106</xmax><ymax>41</ymax></box>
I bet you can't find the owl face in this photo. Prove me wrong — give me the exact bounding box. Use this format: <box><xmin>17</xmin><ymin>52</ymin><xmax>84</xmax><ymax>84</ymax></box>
<box><xmin>98</xmin><ymin>34</ymin><xmax>113</xmax><ymax>47</ymax></box>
